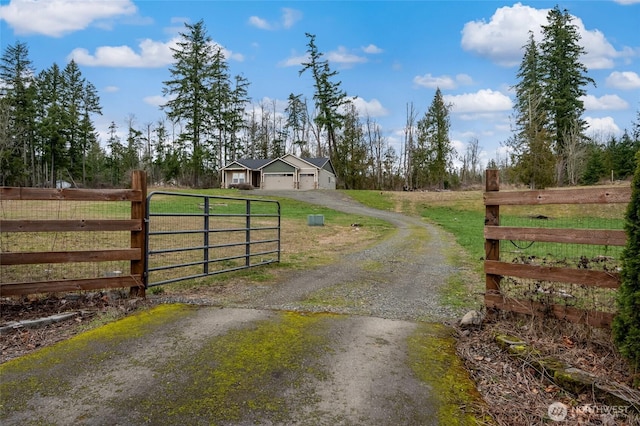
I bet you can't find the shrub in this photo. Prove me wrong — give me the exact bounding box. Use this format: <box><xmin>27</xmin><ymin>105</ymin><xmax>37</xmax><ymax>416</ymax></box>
<box><xmin>229</xmin><ymin>183</ymin><xmax>254</xmax><ymax>190</ymax></box>
<box><xmin>613</xmin><ymin>150</ymin><xmax>640</xmax><ymax>376</ymax></box>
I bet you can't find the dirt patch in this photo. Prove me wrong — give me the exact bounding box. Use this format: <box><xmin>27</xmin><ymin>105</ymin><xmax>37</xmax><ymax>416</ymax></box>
<box><xmin>1</xmin><ymin>292</ymin><xmax>152</xmax><ymax>363</ymax></box>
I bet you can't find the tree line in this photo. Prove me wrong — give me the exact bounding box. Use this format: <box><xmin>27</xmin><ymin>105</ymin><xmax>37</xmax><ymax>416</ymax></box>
<box><xmin>1</xmin><ymin>9</ymin><xmax>637</xmax><ymax>190</ymax></box>
<box><xmin>507</xmin><ymin>6</ymin><xmax>639</xmax><ymax>188</ymax></box>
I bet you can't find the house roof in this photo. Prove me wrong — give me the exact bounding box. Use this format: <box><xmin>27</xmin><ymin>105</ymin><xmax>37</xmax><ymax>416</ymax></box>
<box><xmin>236</xmin><ymin>158</ymin><xmax>271</xmax><ymax>169</ymax></box>
<box><xmin>223</xmin><ymin>156</ymin><xmax>334</xmax><ymax>174</ymax></box>
<box><xmin>302</xmin><ymin>157</ymin><xmax>329</xmax><ymax>168</ymax></box>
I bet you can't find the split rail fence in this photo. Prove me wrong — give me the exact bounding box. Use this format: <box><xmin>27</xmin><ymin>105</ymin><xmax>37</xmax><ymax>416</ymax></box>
<box><xmin>0</xmin><ymin>171</ymin><xmax>147</xmax><ymax>297</ymax></box>
<box><xmin>484</xmin><ymin>169</ymin><xmax>632</xmax><ymax>327</ymax></box>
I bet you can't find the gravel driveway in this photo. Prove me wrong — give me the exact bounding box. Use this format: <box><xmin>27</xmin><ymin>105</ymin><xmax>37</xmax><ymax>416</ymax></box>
<box><xmin>239</xmin><ymin>190</ymin><xmax>461</xmax><ymax>321</ymax></box>
<box><xmin>0</xmin><ymin>190</ymin><xmax>480</xmax><ymax>425</ymax></box>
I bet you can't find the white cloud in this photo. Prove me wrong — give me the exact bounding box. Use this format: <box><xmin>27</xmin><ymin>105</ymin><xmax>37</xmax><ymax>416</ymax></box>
<box><xmin>279</xmin><ymin>52</ymin><xmax>308</xmax><ymax>67</ymax></box>
<box><xmin>413</xmin><ymin>73</ymin><xmax>473</xmax><ymax>90</ymax></box>
<box><xmin>581</xmin><ymin>94</ymin><xmax>629</xmax><ymax>111</ymax></box>
<box><xmin>282</xmin><ymin>45</ymin><xmax>368</xmax><ymax>68</ymax></box>
<box><xmin>351</xmin><ymin>97</ymin><xmax>389</xmax><ymax>117</ymax></box>
<box><xmin>0</xmin><ymin>0</ymin><xmax>137</xmax><ymax>37</ymax></box>
<box><xmin>461</xmin><ymin>2</ymin><xmax>628</xmax><ymax>69</ymax></box>
<box><xmin>69</xmin><ymin>37</ymin><xmax>243</xmax><ymax>68</ymax></box>
<box><xmin>69</xmin><ymin>37</ymin><xmax>177</xmax><ymax>67</ymax></box>
<box><xmin>585</xmin><ymin>116</ymin><xmax>621</xmax><ymax>137</ymax></box>
<box><xmin>362</xmin><ymin>44</ymin><xmax>383</xmax><ymax>54</ymax></box>
<box><xmin>143</xmin><ymin>95</ymin><xmax>167</xmax><ymax>107</ymax></box>
<box><xmin>461</xmin><ymin>3</ymin><xmax>547</xmax><ymax>67</ymax></box>
<box><xmin>281</xmin><ymin>8</ymin><xmax>302</xmax><ymax>29</ymax></box>
<box><xmin>606</xmin><ymin>71</ymin><xmax>640</xmax><ymax>90</ymax></box>
<box><xmin>248</xmin><ymin>7</ymin><xmax>301</xmax><ymax>30</ymax></box>
<box><xmin>103</xmin><ymin>86</ymin><xmax>119</xmax><ymax>93</ymax></box>
<box><xmin>248</xmin><ymin>16</ymin><xmax>271</xmax><ymax>30</ymax></box>
<box><xmin>326</xmin><ymin>46</ymin><xmax>367</xmax><ymax>66</ymax></box>
<box><xmin>614</xmin><ymin>0</ymin><xmax>640</xmax><ymax>4</ymax></box>
<box><xmin>578</xmin><ymin>26</ymin><xmax>618</xmax><ymax>69</ymax></box>
<box><xmin>444</xmin><ymin>89</ymin><xmax>513</xmax><ymax>113</ymax></box>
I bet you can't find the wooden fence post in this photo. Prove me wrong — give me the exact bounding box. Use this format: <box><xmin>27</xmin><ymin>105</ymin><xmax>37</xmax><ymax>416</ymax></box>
<box><xmin>130</xmin><ymin>170</ymin><xmax>147</xmax><ymax>297</ymax></box>
<box><xmin>485</xmin><ymin>169</ymin><xmax>501</xmax><ymax>303</ymax></box>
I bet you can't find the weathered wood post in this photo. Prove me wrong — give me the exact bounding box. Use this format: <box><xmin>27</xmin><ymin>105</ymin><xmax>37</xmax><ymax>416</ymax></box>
<box><xmin>130</xmin><ymin>170</ymin><xmax>147</xmax><ymax>297</ymax></box>
<box><xmin>484</xmin><ymin>169</ymin><xmax>501</xmax><ymax>309</ymax></box>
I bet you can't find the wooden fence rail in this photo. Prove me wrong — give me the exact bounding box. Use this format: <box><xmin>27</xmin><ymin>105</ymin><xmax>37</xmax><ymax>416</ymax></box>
<box><xmin>484</xmin><ymin>169</ymin><xmax>631</xmax><ymax>327</ymax></box>
<box><xmin>0</xmin><ymin>171</ymin><xmax>147</xmax><ymax>297</ymax></box>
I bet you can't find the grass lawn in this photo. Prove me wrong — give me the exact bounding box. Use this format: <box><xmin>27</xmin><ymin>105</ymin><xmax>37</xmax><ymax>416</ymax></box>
<box><xmin>345</xmin><ymin>188</ymin><xmax>628</xmax><ymax>313</ymax></box>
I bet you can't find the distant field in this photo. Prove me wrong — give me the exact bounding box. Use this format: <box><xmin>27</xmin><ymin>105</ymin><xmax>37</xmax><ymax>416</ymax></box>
<box><xmin>346</xmin><ymin>187</ymin><xmax>629</xmax><ymax>313</ymax></box>
<box><xmin>0</xmin><ymin>188</ymin><xmax>394</xmax><ymax>288</ymax></box>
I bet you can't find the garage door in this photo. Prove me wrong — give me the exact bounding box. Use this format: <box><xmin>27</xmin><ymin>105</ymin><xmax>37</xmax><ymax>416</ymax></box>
<box><xmin>299</xmin><ymin>173</ymin><xmax>316</xmax><ymax>190</ymax></box>
<box><xmin>264</xmin><ymin>173</ymin><xmax>295</xmax><ymax>190</ymax></box>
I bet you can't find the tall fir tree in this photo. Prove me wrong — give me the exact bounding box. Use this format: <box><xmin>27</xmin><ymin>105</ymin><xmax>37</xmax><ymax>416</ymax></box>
<box><xmin>416</xmin><ymin>88</ymin><xmax>455</xmax><ymax>189</ymax></box>
<box><xmin>162</xmin><ymin>19</ymin><xmax>219</xmax><ymax>186</ymax></box>
<box><xmin>0</xmin><ymin>41</ymin><xmax>37</xmax><ymax>185</ymax></box>
<box><xmin>36</xmin><ymin>63</ymin><xmax>68</xmax><ymax>187</ymax></box>
<box><xmin>62</xmin><ymin>60</ymin><xmax>85</xmax><ymax>182</ymax></box>
<box><xmin>78</xmin><ymin>81</ymin><xmax>102</xmax><ymax>185</ymax></box>
<box><xmin>285</xmin><ymin>93</ymin><xmax>307</xmax><ymax>156</ymax></box>
<box><xmin>510</xmin><ymin>32</ymin><xmax>555</xmax><ymax>188</ymax></box>
<box><xmin>540</xmin><ymin>6</ymin><xmax>595</xmax><ymax>185</ymax></box>
<box><xmin>299</xmin><ymin>33</ymin><xmax>349</xmax><ymax>165</ymax></box>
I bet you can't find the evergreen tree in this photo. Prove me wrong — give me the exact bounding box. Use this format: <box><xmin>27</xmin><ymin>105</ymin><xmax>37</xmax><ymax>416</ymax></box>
<box><xmin>123</xmin><ymin>115</ymin><xmax>142</xmax><ymax>173</ymax></box>
<box><xmin>224</xmin><ymin>74</ymin><xmax>250</xmax><ymax>162</ymax></box>
<box><xmin>510</xmin><ymin>32</ymin><xmax>555</xmax><ymax>188</ymax></box>
<box><xmin>613</xmin><ymin>150</ymin><xmax>640</xmax><ymax>376</ymax></box>
<box><xmin>208</xmin><ymin>47</ymin><xmax>231</xmax><ymax>176</ymax></box>
<box><xmin>78</xmin><ymin>81</ymin><xmax>101</xmax><ymax>185</ymax></box>
<box><xmin>285</xmin><ymin>93</ymin><xmax>307</xmax><ymax>156</ymax></box>
<box><xmin>36</xmin><ymin>63</ymin><xmax>68</xmax><ymax>187</ymax></box>
<box><xmin>299</xmin><ymin>33</ymin><xmax>349</xmax><ymax>164</ymax></box>
<box><xmin>607</xmin><ymin>131</ymin><xmax>640</xmax><ymax>180</ymax></box>
<box><xmin>580</xmin><ymin>142</ymin><xmax>606</xmax><ymax>185</ymax></box>
<box><xmin>416</xmin><ymin>88</ymin><xmax>455</xmax><ymax>189</ymax></box>
<box><xmin>162</xmin><ymin>19</ymin><xmax>219</xmax><ymax>186</ymax></box>
<box><xmin>540</xmin><ymin>6</ymin><xmax>595</xmax><ymax>185</ymax></box>
<box><xmin>106</xmin><ymin>121</ymin><xmax>124</xmax><ymax>186</ymax></box>
<box><xmin>0</xmin><ymin>41</ymin><xmax>37</xmax><ymax>185</ymax></box>
<box><xmin>62</xmin><ymin>60</ymin><xmax>85</xmax><ymax>182</ymax></box>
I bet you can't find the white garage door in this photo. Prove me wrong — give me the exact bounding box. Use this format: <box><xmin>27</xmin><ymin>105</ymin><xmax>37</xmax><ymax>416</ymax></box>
<box><xmin>299</xmin><ymin>173</ymin><xmax>316</xmax><ymax>190</ymax></box>
<box><xmin>264</xmin><ymin>173</ymin><xmax>295</xmax><ymax>190</ymax></box>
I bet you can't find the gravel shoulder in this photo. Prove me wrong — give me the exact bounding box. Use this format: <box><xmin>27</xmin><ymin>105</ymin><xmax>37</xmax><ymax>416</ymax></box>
<box><xmin>1</xmin><ymin>190</ymin><xmax>483</xmax><ymax>425</ymax></box>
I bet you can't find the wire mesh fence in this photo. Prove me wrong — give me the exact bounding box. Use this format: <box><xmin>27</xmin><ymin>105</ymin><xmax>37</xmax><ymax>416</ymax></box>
<box><xmin>484</xmin><ymin>170</ymin><xmax>631</xmax><ymax>326</ymax></box>
<box><xmin>1</xmin><ymin>199</ymin><xmax>132</xmax><ymax>284</ymax></box>
<box><xmin>498</xmin><ymin>203</ymin><xmax>626</xmax><ymax>314</ymax></box>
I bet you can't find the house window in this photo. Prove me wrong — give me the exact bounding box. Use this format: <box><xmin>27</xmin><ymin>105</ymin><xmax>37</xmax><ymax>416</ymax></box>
<box><xmin>232</xmin><ymin>172</ymin><xmax>245</xmax><ymax>184</ymax></box>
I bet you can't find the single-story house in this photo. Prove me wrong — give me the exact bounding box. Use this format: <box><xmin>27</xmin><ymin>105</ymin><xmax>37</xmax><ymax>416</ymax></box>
<box><xmin>221</xmin><ymin>154</ymin><xmax>337</xmax><ymax>190</ymax></box>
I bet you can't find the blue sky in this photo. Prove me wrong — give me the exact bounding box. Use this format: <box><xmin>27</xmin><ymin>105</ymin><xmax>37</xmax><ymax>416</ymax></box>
<box><xmin>1</xmin><ymin>0</ymin><xmax>639</xmax><ymax>167</ymax></box>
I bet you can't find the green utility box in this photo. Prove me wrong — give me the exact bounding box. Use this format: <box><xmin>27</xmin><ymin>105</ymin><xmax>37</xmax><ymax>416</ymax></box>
<box><xmin>307</xmin><ymin>214</ymin><xmax>325</xmax><ymax>226</ymax></box>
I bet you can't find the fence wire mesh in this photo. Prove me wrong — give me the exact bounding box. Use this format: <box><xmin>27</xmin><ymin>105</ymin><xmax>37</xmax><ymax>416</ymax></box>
<box><xmin>498</xmin><ymin>202</ymin><xmax>627</xmax><ymax>314</ymax></box>
<box><xmin>1</xmin><ymin>199</ymin><xmax>131</xmax><ymax>284</ymax></box>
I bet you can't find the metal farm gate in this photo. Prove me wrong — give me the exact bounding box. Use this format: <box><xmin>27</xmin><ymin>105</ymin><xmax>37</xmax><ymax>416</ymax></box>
<box><xmin>145</xmin><ymin>191</ymin><xmax>280</xmax><ymax>288</ymax></box>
